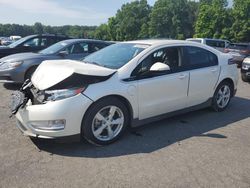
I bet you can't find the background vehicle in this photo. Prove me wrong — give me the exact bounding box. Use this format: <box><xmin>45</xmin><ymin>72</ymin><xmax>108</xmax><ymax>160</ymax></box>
<box><xmin>241</xmin><ymin>56</ymin><xmax>250</xmax><ymax>82</ymax></box>
<box><xmin>186</xmin><ymin>38</ymin><xmax>230</xmax><ymax>52</ymax></box>
<box><xmin>0</xmin><ymin>34</ymin><xmax>71</xmax><ymax>58</ymax></box>
<box><xmin>0</xmin><ymin>39</ymin><xmax>113</xmax><ymax>83</ymax></box>
<box><xmin>9</xmin><ymin>36</ymin><xmax>22</xmax><ymax>41</ymax></box>
<box><xmin>13</xmin><ymin>40</ymin><xmax>238</xmax><ymax>146</ymax></box>
<box><xmin>0</xmin><ymin>37</ymin><xmax>13</xmax><ymax>46</ymax></box>
<box><xmin>224</xmin><ymin>43</ymin><xmax>250</xmax><ymax>68</ymax></box>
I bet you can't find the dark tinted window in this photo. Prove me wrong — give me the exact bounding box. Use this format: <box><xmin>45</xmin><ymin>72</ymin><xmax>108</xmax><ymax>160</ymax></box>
<box><xmin>188</xmin><ymin>39</ymin><xmax>202</xmax><ymax>43</ymax></box>
<box><xmin>40</xmin><ymin>37</ymin><xmax>48</xmax><ymax>47</ymax></box>
<box><xmin>206</xmin><ymin>40</ymin><xmax>225</xmax><ymax>48</ymax></box>
<box><xmin>46</xmin><ymin>37</ymin><xmax>56</xmax><ymax>46</ymax></box>
<box><xmin>66</xmin><ymin>42</ymin><xmax>88</xmax><ymax>54</ymax></box>
<box><xmin>23</xmin><ymin>37</ymin><xmax>40</xmax><ymax>47</ymax></box>
<box><xmin>132</xmin><ymin>47</ymin><xmax>182</xmax><ymax>76</ymax></box>
<box><xmin>228</xmin><ymin>43</ymin><xmax>248</xmax><ymax>50</ymax></box>
<box><xmin>185</xmin><ymin>46</ymin><xmax>218</xmax><ymax>68</ymax></box>
<box><xmin>91</xmin><ymin>43</ymin><xmax>108</xmax><ymax>52</ymax></box>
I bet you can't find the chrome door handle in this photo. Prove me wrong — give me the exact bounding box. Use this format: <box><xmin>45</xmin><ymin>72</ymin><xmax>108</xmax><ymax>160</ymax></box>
<box><xmin>178</xmin><ymin>74</ymin><xmax>187</xmax><ymax>79</ymax></box>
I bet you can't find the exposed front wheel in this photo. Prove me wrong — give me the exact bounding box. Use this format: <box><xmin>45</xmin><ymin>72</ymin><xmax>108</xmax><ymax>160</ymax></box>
<box><xmin>82</xmin><ymin>97</ymin><xmax>129</xmax><ymax>146</ymax></box>
<box><xmin>212</xmin><ymin>82</ymin><xmax>233</xmax><ymax>112</ymax></box>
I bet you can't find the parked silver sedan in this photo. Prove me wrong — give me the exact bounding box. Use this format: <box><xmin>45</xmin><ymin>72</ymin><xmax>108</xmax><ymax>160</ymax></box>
<box><xmin>0</xmin><ymin>39</ymin><xmax>113</xmax><ymax>83</ymax></box>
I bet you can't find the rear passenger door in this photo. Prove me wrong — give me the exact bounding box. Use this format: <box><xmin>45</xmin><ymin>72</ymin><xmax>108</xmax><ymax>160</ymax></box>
<box><xmin>184</xmin><ymin>46</ymin><xmax>220</xmax><ymax>107</ymax></box>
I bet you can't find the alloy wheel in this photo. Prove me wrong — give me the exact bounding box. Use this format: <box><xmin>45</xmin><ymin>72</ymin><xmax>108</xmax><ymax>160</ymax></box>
<box><xmin>216</xmin><ymin>85</ymin><xmax>231</xmax><ymax>108</ymax></box>
<box><xmin>91</xmin><ymin>105</ymin><xmax>124</xmax><ymax>141</ymax></box>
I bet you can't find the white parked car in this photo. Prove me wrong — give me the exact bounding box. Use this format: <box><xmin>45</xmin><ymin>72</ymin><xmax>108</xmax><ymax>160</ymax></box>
<box><xmin>11</xmin><ymin>40</ymin><xmax>238</xmax><ymax>145</ymax></box>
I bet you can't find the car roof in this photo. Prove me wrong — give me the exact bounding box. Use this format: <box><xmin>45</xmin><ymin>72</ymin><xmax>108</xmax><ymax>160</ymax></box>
<box><xmin>58</xmin><ymin>39</ymin><xmax>113</xmax><ymax>44</ymax></box>
<box><xmin>24</xmin><ymin>34</ymin><xmax>70</xmax><ymax>39</ymax></box>
<box><xmin>122</xmin><ymin>39</ymin><xmax>205</xmax><ymax>46</ymax></box>
<box><xmin>187</xmin><ymin>38</ymin><xmax>228</xmax><ymax>42</ymax></box>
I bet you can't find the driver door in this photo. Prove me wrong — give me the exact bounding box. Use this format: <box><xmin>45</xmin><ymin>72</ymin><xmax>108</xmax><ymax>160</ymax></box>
<box><xmin>134</xmin><ymin>46</ymin><xmax>189</xmax><ymax>120</ymax></box>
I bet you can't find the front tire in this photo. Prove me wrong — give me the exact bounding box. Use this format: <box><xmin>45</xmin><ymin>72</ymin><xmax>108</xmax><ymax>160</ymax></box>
<box><xmin>82</xmin><ymin>97</ymin><xmax>129</xmax><ymax>146</ymax></box>
<box><xmin>212</xmin><ymin>81</ymin><xmax>233</xmax><ymax>112</ymax></box>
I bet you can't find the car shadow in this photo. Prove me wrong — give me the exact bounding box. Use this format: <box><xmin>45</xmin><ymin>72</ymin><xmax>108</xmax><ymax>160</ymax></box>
<box><xmin>32</xmin><ymin>96</ymin><xmax>250</xmax><ymax>158</ymax></box>
<box><xmin>3</xmin><ymin>83</ymin><xmax>22</xmax><ymax>90</ymax></box>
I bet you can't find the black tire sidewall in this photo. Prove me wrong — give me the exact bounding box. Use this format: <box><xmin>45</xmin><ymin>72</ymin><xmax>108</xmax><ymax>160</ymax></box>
<box><xmin>82</xmin><ymin>97</ymin><xmax>129</xmax><ymax>146</ymax></box>
<box><xmin>212</xmin><ymin>81</ymin><xmax>233</xmax><ymax>112</ymax></box>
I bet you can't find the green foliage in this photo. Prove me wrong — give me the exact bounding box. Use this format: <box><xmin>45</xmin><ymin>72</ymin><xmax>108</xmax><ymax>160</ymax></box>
<box><xmin>106</xmin><ymin>0</ymin><xmax>151</xmax><ymax>41</ymax></box>
<box><xmin>0</xmin><ymin>22</ymin><xmax>96</xmax><ymax>38</ymax></box>
<box><xmin>148</xmin><ymin>0</ymin><xmax>198</xmax><ymax>39</ymax></box>
<box><xmin>230</xmin><ymin>0</ymin><xmax>250</xmax><ymax>42</ymax></box>
<box><xmin>194</xmin><ymin>0</ymin><xmax>231</xmax><ymax>39</ymax></box>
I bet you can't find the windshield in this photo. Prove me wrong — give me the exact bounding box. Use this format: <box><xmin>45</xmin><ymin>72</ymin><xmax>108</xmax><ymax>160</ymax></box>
<box><xmin>8</xmin><ymin>36</ymin><xmax>31</xmax><ymax>48</ymax></box>
<box><xmin>83</xmin><ymin>43</ymin><xmax>149</xmax><ymax>69</ymax></box>
<box><xmin>39</xmin><ymin>41</ymin><xmax>68</xmax><ymax>55</ymax></box>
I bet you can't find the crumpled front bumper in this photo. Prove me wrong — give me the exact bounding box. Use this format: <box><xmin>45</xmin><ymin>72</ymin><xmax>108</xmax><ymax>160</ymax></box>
<box><xmin>15</xmin><ymin>93</ymin><xmax>93</xmax><ymax>138</ymax></box>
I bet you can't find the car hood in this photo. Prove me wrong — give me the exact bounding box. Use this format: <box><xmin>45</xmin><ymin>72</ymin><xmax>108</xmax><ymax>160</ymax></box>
<box><xmin>0</xmin><ymin>52</ymin><xmax>47</xmax><ymax>62</ymax></box>
<box><xmin>31</xmin><ymin>60</ymin><xmax>116</xmax><ymax>90</ymax></box>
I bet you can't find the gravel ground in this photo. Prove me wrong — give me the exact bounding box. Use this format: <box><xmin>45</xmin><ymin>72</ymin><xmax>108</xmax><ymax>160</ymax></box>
<box><xmin>0</xmin><ymin>78</ymin><xmax>250</xmax><ymax>188</ymax></box>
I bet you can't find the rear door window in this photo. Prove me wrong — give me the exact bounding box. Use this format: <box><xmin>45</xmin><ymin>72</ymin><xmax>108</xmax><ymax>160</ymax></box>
<box><xmin>65</xmin><ymin>42</ymin><xmax>89</xmax><ymax>54</ymax></box>
<box><xmin>206</xmin><ymin>40</ymin><xmax>225</xmax><ymax>48</ymax></box>
<box><xmin>90</xmin><ymin>43</ymin><xmax>108</xmax><ymax>52</ymax></box>
<box><xmin>23</xmin><ymin>37</ymin><xmax>40</xmax><ymax>47</ymax></box>
<box><xmin>185</xmin><ymin>46</ymin><xmax>218</xmax><ymax>69</ymax></box>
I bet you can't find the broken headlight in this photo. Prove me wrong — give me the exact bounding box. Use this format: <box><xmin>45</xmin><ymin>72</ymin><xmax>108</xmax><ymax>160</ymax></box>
<box><xmin>36</xmin><ymin>87</ymin><xmax>86</xmax><ymax>102</ymax></box>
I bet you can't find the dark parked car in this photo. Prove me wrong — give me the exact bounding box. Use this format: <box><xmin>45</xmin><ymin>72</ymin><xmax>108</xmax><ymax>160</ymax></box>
<box><xmin>241</xmin><ymin>56</ymin><xmax>250</xmax><ymax>82</ymax></box>
<box><xmin>0</xmin><ymin>39</ymin><xmax>113</xmax><ymax>83</ymax></box>
<box><xmin>0</xmin><ymin>34</ymin><xmax>71</xmax><ymax>58</ymax></box>
<box><xmin>224</xmin><ymin>43</ymin><xmax>250</xmax><ymax>68</ymax></box>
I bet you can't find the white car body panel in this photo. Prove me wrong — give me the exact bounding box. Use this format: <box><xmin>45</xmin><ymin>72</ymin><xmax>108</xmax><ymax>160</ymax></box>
<box><xmin>137</xmin><ymin>71</ymin><xmax>189</xmax><ymax>119</ymax></box>
<box><xmin>187</xmin><ymin>66</ymin><xmax>220</xmax><ymax>106</ymax></box>
<box><xmin>14</xmin><ymin>40</ymin><xmax>239</xmax><ymax>138</ymax></box>
<box><xmin>16</xmin><ymin>94</ymin><xmax>92</xmax><ymax>138</ymax></box>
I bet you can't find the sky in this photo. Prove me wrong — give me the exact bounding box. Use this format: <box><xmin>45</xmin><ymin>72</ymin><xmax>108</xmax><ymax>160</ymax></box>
<box><xmin>0</xmin><ymin>0</ymin><xmax>233</xmax><ymax>26</ymax></box>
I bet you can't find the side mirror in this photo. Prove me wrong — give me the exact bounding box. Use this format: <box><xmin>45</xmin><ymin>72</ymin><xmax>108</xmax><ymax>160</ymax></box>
<box><xmin>150</xmin><ymin>62</ymin><xmax>170</xmax><ymax>72</ymax></box>
<box><xmin>58</xmin><ymin>50</ymin><xmax>69</xmax><ymax>56</ymax></box>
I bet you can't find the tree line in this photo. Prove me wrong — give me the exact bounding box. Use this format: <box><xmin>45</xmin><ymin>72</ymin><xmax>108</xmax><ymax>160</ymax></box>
<box><xmin>0</xmin><ymin>23</ymin><xmax>96</xmax><ymax>38</ymax></box>
<box><xmin>94</xmin><ymin>0</ymin><xmax>250</xmax><ymax>42</ymax></box>
<box><xmin>0</xmin><ymin>0</ymin><xmax>249</xmax><ymax>42</ymax></box>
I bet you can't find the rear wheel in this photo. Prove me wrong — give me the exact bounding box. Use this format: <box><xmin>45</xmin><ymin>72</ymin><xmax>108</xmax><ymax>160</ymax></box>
<box><xmin>82</xmin><ymin>97</ymin><xmax>129</xmax><ymax>146</ymax></box>
<box><xmin>212</xmin><ymin>81</ymin><xmax>233</xmax><ymax>112</ymax></box>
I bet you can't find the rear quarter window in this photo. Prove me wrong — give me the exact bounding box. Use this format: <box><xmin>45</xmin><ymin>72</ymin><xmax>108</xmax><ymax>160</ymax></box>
<box><xmin>206</xmin><ymin>40</ymin><xmax>225</xmax><ymax>48</ymax></box>
<box><xmin>185</xmin><ymin>46</ymin><xmax>218</xmax><ymax>69</ymax></box>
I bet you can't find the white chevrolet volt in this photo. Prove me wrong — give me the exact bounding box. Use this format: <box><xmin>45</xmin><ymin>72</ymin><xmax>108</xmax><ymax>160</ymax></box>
<box><xmin>11</xmin><ymin>40</ymin><xmax>238</xmax><ymax>145</ymax></box>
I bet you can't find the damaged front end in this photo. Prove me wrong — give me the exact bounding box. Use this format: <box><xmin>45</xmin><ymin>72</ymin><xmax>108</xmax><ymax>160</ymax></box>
<box><xmin>10</xmin><ymin>73</ymin><xmax>113</xmax><ymax>117</ymax></box>
<box><xmin>9</xmin><ymin>79</ymin><xmax>33</xmax><ymax>116</ymax></box>
<box><xmin>9</xmin><ymin>59</ymin><xmax>116</xmax><ymax>117</ymax></box>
